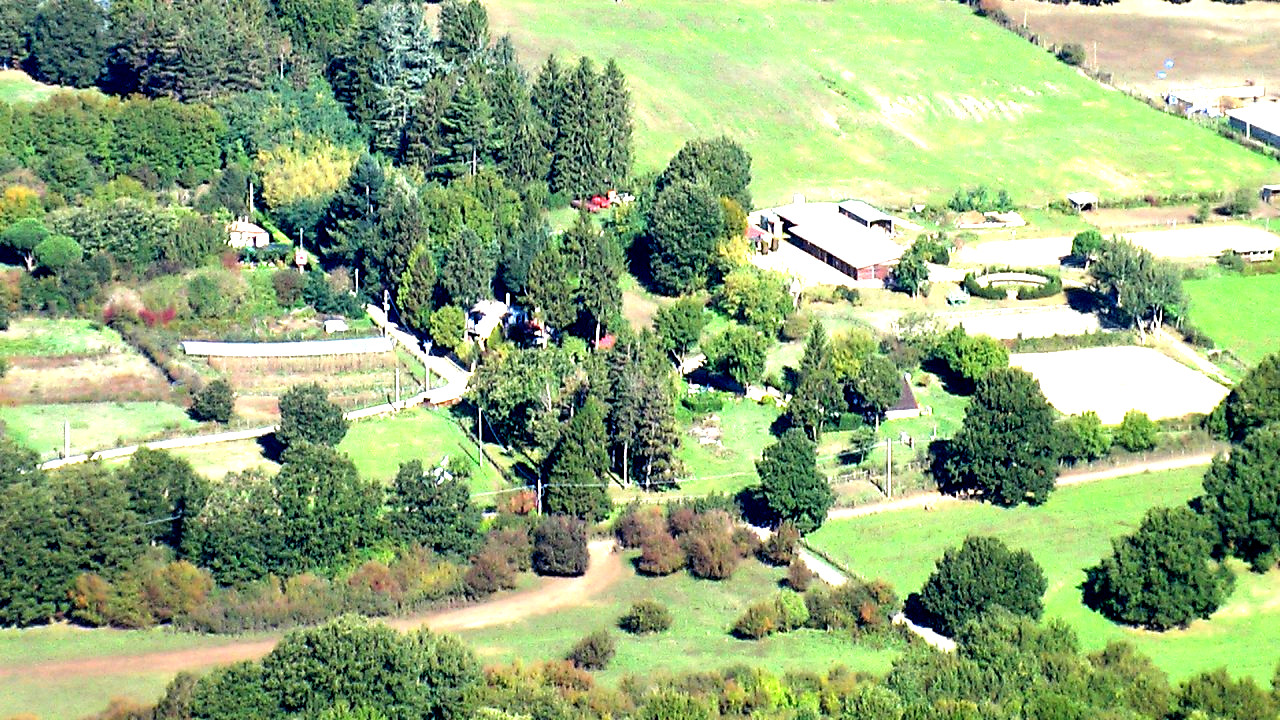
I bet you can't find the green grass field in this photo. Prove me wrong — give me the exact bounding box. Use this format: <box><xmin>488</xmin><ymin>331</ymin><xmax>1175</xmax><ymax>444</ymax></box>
<box><xmin>488</xmin><ymin>0</ymin><xmax>1278</xmax><ymax>206</ymax></box>
<box><xmin>0</xmin><ymin>69</ymin><xmax>61</xmax><ymax>104</ymax></box>
<box><xmin>336</xmin><ymin>408</ymin><xmax>511</xmax><ymax>493</ymax></box>
<box><xmin>0</xmin><ymin>318</ymin><xmax>128</xmax><ymax>357</ymax></box>
<box><xmin>1186</xmin><ymin>273</ymin><xmax>1280</xmax><ymax>368</ymax></box>
<box><xmin>808</xmin><ymin>467</ymin><xmax>1280</xmax><ymax>682</ymax></box>
<box><xmin>0</xmin><ymin>624</ymin><xmax>265</xmax><ymax>720</ymax></box>
<box><xmin>676</xmin><ymin>398</ymin><xmax>779</xmax><ymax>496</ymax></box>
<box><xmin>457</xmin><ymin>553</ymin><xmax>903</xmax><ymax>682</ymax></box>
<box><xmin>1</xmin><ymin>402</ymin><xmax>197</xmax><ymax>459</ymax></box>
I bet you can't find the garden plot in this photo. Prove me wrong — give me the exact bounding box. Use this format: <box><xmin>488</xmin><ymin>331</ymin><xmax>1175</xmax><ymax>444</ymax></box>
<box><xmin>1010</xmin><ymin>346</ymin><xmax>1228</xmax><ymax>423</ymax></box>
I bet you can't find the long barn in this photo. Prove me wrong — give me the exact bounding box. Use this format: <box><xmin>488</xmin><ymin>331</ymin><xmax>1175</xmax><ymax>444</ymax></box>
<box><xmin>767</xmin><ymin>200</ymin><xmax>904</xmax><ymax>281</ymax></box>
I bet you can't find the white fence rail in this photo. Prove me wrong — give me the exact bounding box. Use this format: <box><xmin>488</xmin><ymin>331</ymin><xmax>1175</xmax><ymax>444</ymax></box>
<box><xmin>180</xmin><ymin>337</ymin><xmax>394</xmax><ymax>357</ymax></box>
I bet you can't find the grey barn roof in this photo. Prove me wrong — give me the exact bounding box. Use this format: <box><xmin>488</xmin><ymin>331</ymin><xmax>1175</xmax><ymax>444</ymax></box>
<box><xmin>773</xmin><ymin>202</ymin><xmax>904</xmax><ymax>270</ymax></box>
<box><xmin>838</xmin><ymin>199</ymin><xmax>894</xmax><ymax>225</ymax></box>
<box><xmin>181</xmin><ymin>336</ymin><xmax>394</xmax><ymax>357</ymax></box>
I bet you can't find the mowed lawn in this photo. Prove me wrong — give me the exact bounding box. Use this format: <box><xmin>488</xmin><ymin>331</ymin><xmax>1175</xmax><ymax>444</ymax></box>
<box><xmin>457</xmin><ymin>554</ymin><xmax>903</xmax><ymax>681</ymax></box>
<box><xmin>808</xmin><ymin>467</ymin><xmax>1280</xmax><ymax>682</ymax></box>
<box><xmin>1</xmin><ymin>402</ymin><xmax>196</xmax><ymax>459</ymax></box>
<box><xmin>487</xmin><ymin>0</ymin><xmax>1277</xmax><ymax>206</ymax></box>
<box><xmin>0</xmin><ymin>317</ymin><xmax>128</xmax><ymax>357</ymax></box>
<box><xmin>676</xmin><ymin>399</ymin><xmax>779</xmax><ymax>496</ymax></box>
<box><xmin>1186</xmin><ymin>273</ymin><xmax>1280</xmax><ymax>367</ymax></box>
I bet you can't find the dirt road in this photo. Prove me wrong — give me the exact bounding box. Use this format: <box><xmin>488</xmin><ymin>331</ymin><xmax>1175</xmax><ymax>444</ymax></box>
<box><xmin>0</xmin><ymin>540</ymin><xmax>622</xmax><ymax>680</ymax></box>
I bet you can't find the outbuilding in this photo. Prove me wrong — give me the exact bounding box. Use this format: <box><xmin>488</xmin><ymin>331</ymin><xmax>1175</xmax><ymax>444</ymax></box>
<box><xmin>1261</xmin><ymin>185</ymin><xmax>1280</xmax><ymax>204</ymax></box>
<box><xmin>1066</xmin><ymin>191</ymin><xmax>1098</xmax><ymax>213</ymax></box>
<box><xmin>226</xmin><ymin>218</ymin><xmax>269</xmax><ymax>249</ymax></box>
<box><xmin>1228</xmin><ymin>102</ymin><xmax>1280</xmax><ymax>150</ymax></box>
<box><xmin>770</xmin><ymin>200</ymin><xmax>904</xmax><ymax>282</ymax></box>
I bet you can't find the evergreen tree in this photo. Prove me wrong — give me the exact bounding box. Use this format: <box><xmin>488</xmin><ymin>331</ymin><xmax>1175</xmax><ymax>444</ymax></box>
<box><xmin>1216</xmin><ymin>354</ymin><xmax>1280</xmax><ymax>442</ymax></box>
<box><xmin>850</xmin><ymin>354</ymin><xmax>901</xmax><ymax>424</ymax></box>
<box><xmin>913</xmin><ymin>535</ymin><xmax>1047</xmax><ymax>636</ymax></box>
<box><xmin>575</xmin><ymin>221</ymin><xmax>623</xmax><ymax>342</ymax></box>
<box><xmin>756</xmin><ymin>428</ymin><xmax>833</xmax><ymax>534</ymax></box>
<box><xmin>949</xmin><ymin>368</ymin><xmax>1061</xmax><ymax>507</ymax></box>
<box><xmin>321</xmin><ymin>153</ymin><xmax>387</xmax><ymax>267</ymax></box>
<box><xmin>434</xmin><ymin>75</ymin><xmax>495</xmax><ymax>179</ymax></box>
<box><xmin>599</xmin><ymin>59</ymin><xmax>633</xmax><ymax>189</ymax></box>
<box><xmin>1198</xmin><ymin>424</ymin><xmax>1280</xmax><ymax>572</ymax></box>
<box><xmin>102</xmin><ymin>0</ymin><xmax>176</xmax><ymax>96</ymax></box>
<box><xmin>490</xmin><ymin>66</ymin><xmax>548</xmax><ymax>184</ymax></box>
<box><xmin>788</xmin><ymin>322</ymin><xmax>844</xmax><ymax>440</ymax></box>
<box><xmin>498</xmin><ymin>224</ymin><xmax>548</xmax><ymax>298</ymax></box>
<box><xmin>277</xmin><ymin>383</ymin><xmax>349</xmax><ymax>449</ymax></box>
<box><xmin>438</xmin><ymin>227</ymin><xmax>495</xmax><ymax>308</ymax></box>
<box><xmin>363</xmin><ymin>176</ymin><xmax>427</xmax><ymax>299</ymax></box>
<box><xmin>531</xmin><ymin>54</ymin><xmax>565</xmax><ymax>157</ymax></box>
<box><xmin>274</xmin><ymin>0</ymin><xmax>358</xmax><ymax>64</ymax></box>
<box><xmin>1084</xmin><ymin>506</ymin><xmax>1233</xmax><ymax>631</ymax></box>
<box><xmin>437</xmin><ymin>0</ymin><xmax>489</xmax><ymax>66</ymax></box>
<box><xmin>365</xmin><ymin>0</ymin><xmax>440</xmax><ymax>157</ymax></box>
<box><xmin>549</xmin><ymin>57</ymin><xmax>606</xmax><ymax>198</ymax></box>
<box><xmin>222</xmin><ymin>0</ymin><xmax>279</xmax><ymax>95</ymax></box>
<box><xmin>0</xmin><ymin>1</ymin><xmax>34</xmax><ymax>68</ymax></box>
<box><xmin>658</xmin><ymin>137</ymin><xmax>753</xmax><ymax>211</ymax></box>
<box><xmin>397</xmin><ymin>242</ymin><xmax>437</xmax><ymax>333</ymax></box>
<box><xmin>606</xmin><ymin>333</ymin><xmax>679</xmax><ymax>488</ymax></box>
<box><xmin>274</xmin><ymin>443</ymin><xmax>382</xmax><ymax>574</ymax></box>
<box><xmin>400</xmin><ymin>74</ymin><xmax>454</xmax><ymax>169</ymax></box>
<box><xmin>541</xmin><ymin>398</ymin><xmax>612</xmax><ymax>521</ymax></box>
<box><xmin>388</xmin><ymin>459</ymin><xmax>482</xmax><ymax>559</ymax></box>
<box><xmin>525</xmin><ymin>246</ymin><xmax>576</xmax><ymax>331</ymax></box>
<box><xmin>26</xmin><ymin>0</ymin><xmax>106</xmax><ymax>88</ymax></box>
<box><xmin>117</xmin><ymin>448</ymin><xmax>208</xmax><ymax>550</ymax></box>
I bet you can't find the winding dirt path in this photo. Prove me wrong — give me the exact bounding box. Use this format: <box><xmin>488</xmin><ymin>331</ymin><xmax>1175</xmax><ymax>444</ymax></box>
<box><xmin>0</xmin><ymin>540</ymin><xmax>622</xmax><ymax>680</ymax></box>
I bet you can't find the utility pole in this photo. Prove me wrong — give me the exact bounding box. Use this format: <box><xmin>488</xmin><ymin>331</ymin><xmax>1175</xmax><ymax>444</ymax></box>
<box><xmin>885</xmin><ymin>438</ymin><xmax>893</xmax><ymax>499</ymax></box>
<box><xmin>1093</xmin><ymin>41</ymin><xmax>1098</xmax><ymax>71</ymax></box>
<box><xmin>63</xmin><ymin>419</ymin><xmax>70</xmax><ymax>459</ymax></box>
<box><xmin>394</xmin><ymin>366</ymin><xmax>401</xmax><ymax>405</ymax></box>
<box><xmin>476</xmin><ymin>404</ymin><xmax>485</xmax><ymax>472</ymax></box>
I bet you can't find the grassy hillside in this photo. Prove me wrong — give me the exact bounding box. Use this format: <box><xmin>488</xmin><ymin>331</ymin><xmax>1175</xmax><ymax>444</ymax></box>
<box><xmin>808</xmin><ymin>467</ymin><xmax>1280</xmax><ymax>683</ymax></box>
<box><xmin>1186</xmin><ymin>272</ymin><xmax>1280</xmax><ymax>368</ymax></box>
<box><xmin>0</xmin><ymin>69</ymin><xmax>63</xmax><ymax>104</ymax></box>
<box><xmin>488</xmin><ymin>0</ymin><xmax>1278</xmax><ymax>207</ymax></box>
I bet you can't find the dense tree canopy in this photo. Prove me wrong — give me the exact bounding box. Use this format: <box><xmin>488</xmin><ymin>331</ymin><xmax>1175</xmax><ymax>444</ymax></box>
<box><xmin>541</xmin><ymin>397</ymin><xmax>612</xmax><ymax>521</ymax></box>
<box><xmin>1214</xmin><ymin>353</ymin><xmax>1280</xmax><ymax>442</ymax></box>
<box><xmin>1198</xmin><ymin>425</ymin><xmax>1280</xmax><ymax>572</ymax></box>
<box><xmin>389</xmin><ymin>459</ymin><xmax>482</xmax><ymax>560</ymax></box>
<box><xmin>755</xmin><ymin>428</ymin><xmax>834</xmax><ymax>534</ymax></box>
<box><xmin>1084</xmin><ymin>506</ymin><xmax>1233</xmax><ymax>630</ymax></box>
<box><xmin>913</xmin><ymin>535</ymin><xmax>1047</xmax><ymax>636</ymax></box>
<box><xmin>277</xmin><ymin>383</ymin><xmax>349</xmax><ymax>448</ymax></box>
<box><xmin>948</xmin><ymin>367</ymin><xmax>1061</xmax><ymax>506</ymax></box>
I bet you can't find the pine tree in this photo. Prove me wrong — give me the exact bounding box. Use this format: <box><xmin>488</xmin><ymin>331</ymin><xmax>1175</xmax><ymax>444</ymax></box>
<box><xmin>756</xmin><ymin>429</ymin><xmax>833</xmax><ymax>534</ymax></box>
<box><xmin>525</xmin><ymin>246</ymin><xmax>576</xmax><ymax>331</ymax></box>
<box><xmin>531</xmin><ymin>54</ymin><xmax>565</xmax><ymax>155</ymax></box>
<box><xmin>578</xmin><ymin>224</ymin><xmax>623</xmax><ymax>343</ymax></box>
<box><xmin>542</xmin><ymin>398</ymin><xmax>612</xmax><ymax>520</ymax></box>
<box><xmin>438</xmin><ymin>227</ymin><xmax>495</xmax><ymax>308</ymax></box>
<box><xmin>434</xmin><ymin>74</ymin><xmax>495</xmax><ymax>179</ymax></box>
<box><xmin>397</xmin><ymin>242</ymin><xmax>437</xmax><ymax>333</ymax></box>
<box><xmin>368</xmin><ymin>177</ymin><xmax>428</xmax><ymax>299</ymax></box>
<box><xmin>321</xmin><ymin>153</ymin><xmax>386</xmax><ymax>267</ymax></box>
<box><xmin>437</xmin><ymin>0</ymin><xmax>489</xmax><ymax>66</ymax></box>
<box><xmin>490</xmin><ymin>65</ymin><xmax>549</xmax><ymax>184</ymax></box>
<box><xmin>368</xmin><ymin>0</ymin><xmax>440</xmax><ymax>157</ymax></box>
<box><xmin>27</xmin><ymin>0</ymin><xmax>106</xmax><ymax>88</ymax></box>
<box><xmin>550</xmin><ymin>57</ymin><xmax>606</xmax><ymax>198</ymax></box>
<box><xmin>599</xmin><ymin>58</ymin><xmax>633</xmax><ymax>190</ymax></box>
<box><xmin>223</xmin><ymin>0</ymin><xmax>279</xmax><ymax>94</ymax></box>
<box><xmin>401</xmin><ymin>74</ymin><xmax>454</xmax><ymax>169</ymax></box>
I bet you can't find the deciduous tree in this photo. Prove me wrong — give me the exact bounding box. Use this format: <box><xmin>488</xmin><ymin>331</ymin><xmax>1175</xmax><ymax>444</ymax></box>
<box><xmin>913</xmin><ymin>535</ymin><xmax>1047</xmax><ymax>636</ymax></box>
<box><xmin>274</xmin><ymin>442</ymin><xmax>382</xmax><ymax>574</ymax></box>
<box><xmin>277</xmin><ymin>383</ymin><xmax>349</xmax><ymax>448</ymax></box>
<box><xmin>388</xmin><ymin>459</ymin><xmax>481</xmax><ymax>560</ymax></box>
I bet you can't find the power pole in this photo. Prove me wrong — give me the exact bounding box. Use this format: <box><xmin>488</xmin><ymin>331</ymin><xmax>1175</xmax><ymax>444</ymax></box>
<box><xmin>394</xmin><ymin>366</ymin><xmax>401</xmax><ymax>405</ymax></box>
<box><xmin>476</xmin><ymin>404</ymin><xmax>485</xmax><ymax>472</ymax></box>
<box><xmin>885</xmin><ymin>438</ymin><xmax>893</xmax><ymax>498</ymax></box>
<box><xmin>63</xmin><ymin>419</ymin><xmax>70</xmax><ymax>459</ymax></box>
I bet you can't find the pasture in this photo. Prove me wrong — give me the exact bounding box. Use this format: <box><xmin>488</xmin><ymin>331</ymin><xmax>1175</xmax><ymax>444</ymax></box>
<box><xmin>0</xmin><ymin>402</ymin><xmax>196</xmax><ymax>460</ymax></box>
<box><xmin>488</xmin><ymin>0</ymin><xmax>1277</xmax><ymax>206</ymax></box>
<box><xmin>1010</xmin><ymin>346</ymin><xmax>1228</xmax><ymax>423</ymax></box>
<box><xmin>456</xmin><ymin>552</ymin><xmax>903</xmax><ymax>682</ymax></box>
<box><xmin>0</xmin><ymin>69</ymin><xmax>61</xmax><ymax>104</ymax></box>
<box><xmin>1186</xmin><ymin>273</ymin><xmax>1280</xmax><ymax>368</ymax></box>
<box><xmin>808</xmin><ymin>466</ymin><xmax>1280</xmax><ymax>683</ymax></box>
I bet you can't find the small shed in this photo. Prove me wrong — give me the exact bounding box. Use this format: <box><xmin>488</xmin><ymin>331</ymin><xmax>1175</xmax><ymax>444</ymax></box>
<box><xmin>468</xmin><ymin>299</ymin><xmax>510</xmax><ymax>345</ymax></box>
<box><xmin>323</xmin><ymin>317</ymin><xmax>349</xmax><ymax>334</ymax></box>
<box><xmin>227</xmin><ymin>218</ymin><xmax>269</xmax><ymax>249</ymax></box>
<box><xmin>1066</xmin><ymin>192</ymin><xmax>1098</xmax><ymax>212</ymax></box>
<box><xmin>884</xmin><ymin>374</ymin><xmax>921</xmax><ymax>421</ymax></box>
<box><xmin>1261</xmin><ymin>185</ymin><xmax>1280</xmax><ymax>204</ymax></box>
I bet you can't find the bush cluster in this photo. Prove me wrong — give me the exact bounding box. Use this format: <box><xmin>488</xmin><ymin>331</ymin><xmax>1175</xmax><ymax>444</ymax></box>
<box><xmin>532</xmin><ymin>515</ymin><xmax>588</xmax><ymax>577</ymax></box>
<box><xmin>464</xmin><ymin>520</ymin><xmax>533</xmax><ymax>597</ymax></box>
<box><xmin>732</xmin><ymin>589</ymin><xmax>811</xmax><ymax>639</ymax></box>
<box><xmin>566</xmin><ymin>629</ymin><xmax>616</xmax><ymax>670</ymax></box>
<box><xmin>758</xmin><ymin>521</ymin><xmax>800</xmax><ymax>566</ymax></box>
<box><xmin>618</xmin><ymin>504</ymin><xmax>753</xmax><ymax>580</ymax></box>
<box><xmin>732</xmin><ymin>575</ymin><xmax>901</xmax><ymax>641</ymax></box>
<box><xmin>618</xmin><ymin>599</ymin><xmax>672</xmax><ymax>635</ymax></box>
<box><xmin>681</xmin><ymin>391</ymin><xmax>726</xmax><ymax>415</ymax></box>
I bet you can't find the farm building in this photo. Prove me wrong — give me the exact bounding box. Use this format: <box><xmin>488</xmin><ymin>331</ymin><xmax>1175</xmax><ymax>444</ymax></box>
<box><xmin>1066</xmin><ymin>191</ymin><xmax>1098</xmax><ymax>212</ymax></box>
<box><xmin>1228</xmin><ymin>102</ymin><xmax>1280</xmax><ymax>150</ymax></box>
<box><xmin>1166</xmin><ymin>84</ymin><xmax>1266</xmax><ymax>117</ymax></box>
<box><xmin>763</xmin><ymin>200</ymin><xmax>904</xmax><ymax>281</ymax></box>
<box><xmin>1261</xmin><ymin>185</ymin><xmax>1280</xmax><ymax>204</ymax></box>
<box><xmin>884</xmin><ymin>374</ymin><xmax>921</xmax><ymax>421</ymax></box>
<box><xmin>226</xmin><ymin>218</ymin><xmax>269</xmax><ymax>249</ymax></box>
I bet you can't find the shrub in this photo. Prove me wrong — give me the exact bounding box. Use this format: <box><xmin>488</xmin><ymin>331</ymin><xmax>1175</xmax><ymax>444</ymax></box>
<box><xmin>463</xmin><ymin>547</ymin><xmax>517</xmax><ymax>598</ymax></box>
<box><xmin>190</xmin><ymin>379</ymin><xmax>234</xmax><ymax>423</ymax></box>
<box><xmin>485</xmin><ymin>520</ymin><xmax>534</xmax><ymax>572</ymax></box>
<box><xmin>637</xmin><ymin>532</ymin><xmax>685</xmax><ymax>576</ymax></box>
<box><xmin>567</xmin><ymin>629</ymin><xmax>616</xmax><ymax>670</ymax></box>
<box><xmin>1217</xmin><ymin>251</ymin><xmax>1246</xmax><ymax>273</ymax></box>
<box><xmin>614</xmin><ymin>504</ymin><xmax>667</xmax><ymax>548</ymax></box>
<box><xmin>619</xmin><ymin>599</ymin><xmax>672</xmax><ymax>635</ymax></box>
<box><xmin>684</xmin><ymin>527</ymin><xmax>740</xmax><ymax>580</ymax></box>
<box><xmin>1114</xmin><ymin>410</ymin><xmax>1158</xmax><ymax>452</ymax></box>
<box><xmin>532</xmin><ymin>515</ymin><xmax>589</xmax><ymax>577</ymax></box>
<box><xmin>775</xmin><ymin>589</ymin><xmax>811</xmax><ymax>631</ymax></box>
<box><xmin>780</xmin><ymin>312</ymin><xmax>812</xmax><ymax>342</ymax></box>
<box><xmin>786</xmin><ymin>559</ymin><xmax>815</xmax><ymax>591</ymax></box>
<box><xmin>667</xmin><ymin>507</ymin><xmax>698</xmax><ymax>536</ymax></box>
<box><xmin>733</xmin><ymin>599</ymin><xmax>781</xmax><ymax>639</ymax></box>
<box><xmin>1057</xmin><ymin>42</ymin><xmax>1086</xmax><ymax>66</ymax></box>
<box><xmin>681</xmin><ymin>392</ymin><xmax>725</xmax><ymax>415</ymax></box>
<box><xmin>805</xmin><ymin>578</ymin><xmax>901</xmax><ymax>632</ymax></box>
<box><xmin>759</xmin><ymin>521</ymin><xmax>801</xmax><ymax>566</ymax></box>
<box><xmin>731</xmin><ymin>526</ymin><xmax>762</xmax><ymax>558</ymax></box>
<box><xmin>272</xmin><ymin>270</ymin><xmax>304</xmax><ymax>307</ymax></box>
<box><xmin>186</xmin><ymin>274</ymin><xmax>227</xmax><ymax>318</ymax></box>
<box><xmin>913</xmin><ymin>536</ymin><xmax>1046</xmax><ymax>636</ymax></box>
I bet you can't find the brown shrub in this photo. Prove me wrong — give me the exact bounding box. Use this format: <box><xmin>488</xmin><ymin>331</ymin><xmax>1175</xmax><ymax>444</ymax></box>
<box><xmin>138</xmin><ymin>560</ymin><xmax>213</xmax><ymax>622</ymax></box>
<box><xmin>786</xmin><ymin>559</ymin><xmax>815</xmax><ymax>592</ymax></box>
<box><xmin>614</xmin><ymin>504</ymin><xmax>667</xmax><ymax>548</ymax></box>
<box><xmin>464</xmin><ymin>547</ymin><xmax>518</xmax><ymax>598</ymax></box>
<box><xmin>731</xmin><ymin>527</ymin><xmax>761</xmax><ymax>558</ymax></box>
<box><xmin>539</xmin><ymin>660</ymin><xmax>595</xmax><ymax>692</ymax></box>
<box><xmin>683</xmin><ymin>527</ymin><xmax>739</xmax><ymax>580</ymax></box>
<box><xmin>759</xmin><ymin>521</ymin><xmax>801</xmax><ymax>566</ymax></box>
<box><xmin>636</xmin><ymin>531</ymin><xmax>685</xmax><ymax>576</ymax></box>
<box><xmin>487</xmin><ymin>524</ymin><xmax>534</xmax><ymax>572</ymax></box>
<box><xmin>498</xmin><ymin>489</ymin><xmax>538</xmax><ymax>515</ymax></box>
<box><xmin>566</xmin><ymin>630</ymin><xmax>616</xmax><ymax>670</ymax></box>
<box><xmin>667</xmin><ymin>507</ymin><xmax>698</xmax><ymax>536</ymax></box>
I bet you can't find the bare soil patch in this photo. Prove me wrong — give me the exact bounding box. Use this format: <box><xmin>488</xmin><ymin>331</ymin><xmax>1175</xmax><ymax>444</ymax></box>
<box><xmin>1006</xmin><ymin>0</ymin><xmax>1280</xmax><ymax>96</ymax></box>
<box><xmin>0</xmin><ymin>353</ymin><xmax>171</xmax><ymax>405</ymax></box>
<box><xmin>1010</xmin><ymin>345</ymin><xmax>1228</xmax><ymax>423</ymax></box>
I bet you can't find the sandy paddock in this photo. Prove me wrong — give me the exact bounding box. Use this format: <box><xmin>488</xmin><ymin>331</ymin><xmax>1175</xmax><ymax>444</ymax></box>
<box><xmin>1010</xmin><ymin>345</ymin><xmax>1228</xmax><ymax>423</ymax></box>
<box><xmin>957</xmin><ymin>224</ymin><xmax>1280</xmax><ymax>267</ymax></box>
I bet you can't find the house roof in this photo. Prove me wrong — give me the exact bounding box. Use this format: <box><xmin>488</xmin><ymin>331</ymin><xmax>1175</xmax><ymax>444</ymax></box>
<box><xmin>889</xmin><ymin>376</ymin><xmax>919</xmax><ymax>412</ymax></box>
<box><xmin>1066</xmin><ymin>191</ymin><xmax>1098</xmax><ymax>206</ymax></box>
<box><xmin>773</xmin><ymin>202</ymin><xmax>905</xmax><ymax>270</ymax></box>
<box><xmin>1169</xmin><ymin>85</ymin><xmax>1267</xmax><ymax>105</ymax></box>
<box><xmin>1228</xmin><ymin>102</ymin><xmax>1280</xmax><ymax>134</ymax></box>
<box><xmin>227</xmin><ymin>219</ymin><xmax>267</xmax><ymax>235</ymax></box>
<box><xmin>838</xmin><ymin>199</ymin><xmax>894</xmax><ymax>225</ymax></box>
